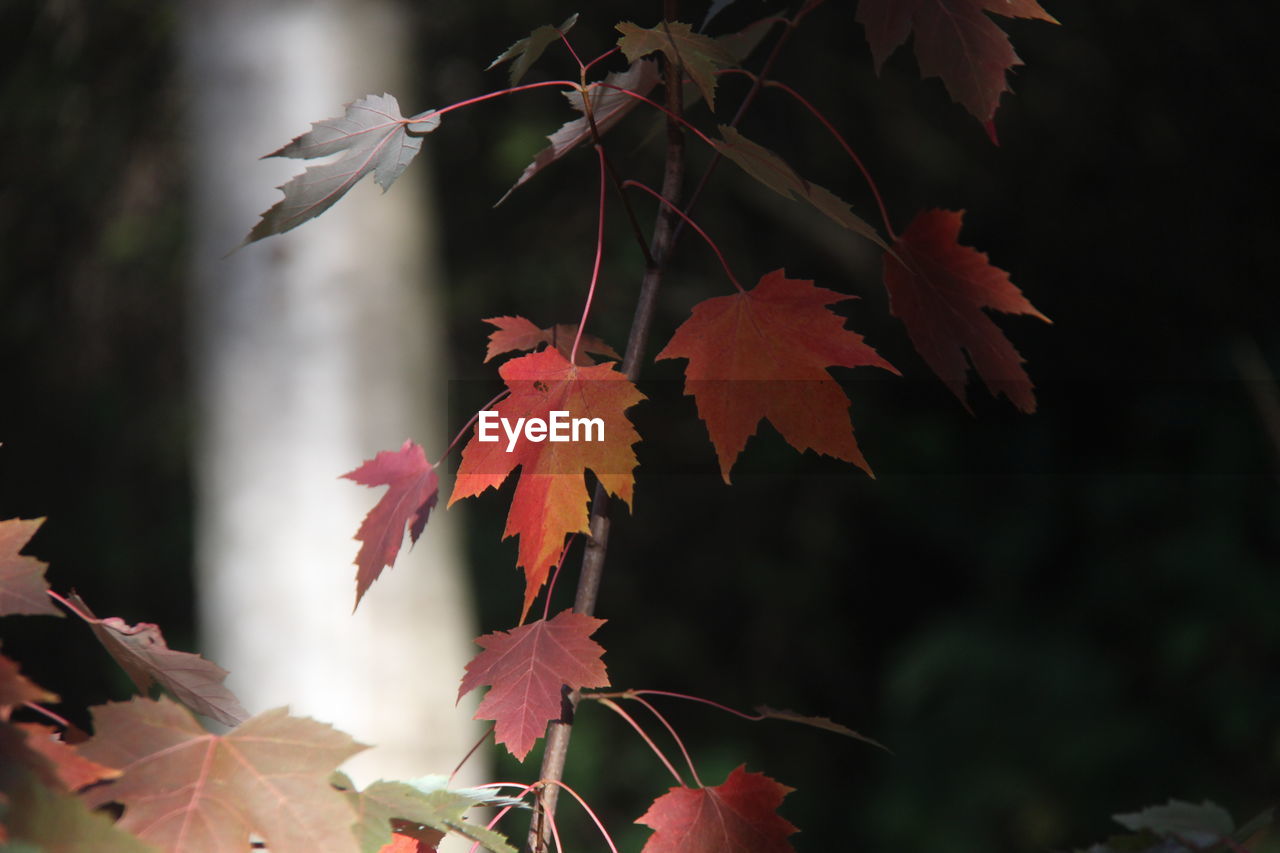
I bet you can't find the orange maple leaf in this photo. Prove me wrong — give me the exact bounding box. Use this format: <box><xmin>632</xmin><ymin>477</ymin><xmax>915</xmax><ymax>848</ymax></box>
<box><xmin>656</xmin><ymin>270</ymin><xmax>897</xmax><ymax>482</ymax></box>
<box><xmin>483</xmin><ymin>316</ymin><xmax>620</xmax><ymax>366</ymax></box>
<box><xmin>449</xmin><ymin>349</ymin><xmax>644</xmax><ymax>620</ymax></box>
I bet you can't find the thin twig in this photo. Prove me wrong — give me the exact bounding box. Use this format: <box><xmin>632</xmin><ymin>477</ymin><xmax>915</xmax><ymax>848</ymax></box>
<box><xmin>527</xmin><ymin>3</ymin><xmax>686</xmax><ymax>848</ymax></box>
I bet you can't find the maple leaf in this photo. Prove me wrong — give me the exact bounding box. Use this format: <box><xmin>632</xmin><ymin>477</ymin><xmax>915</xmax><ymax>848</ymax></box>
<box><xmin>378</xmin><ymin>835</ymin><xmax>430</xmax><ymax>853</ymax></box>
<box><xmin>499</xmin><ymin>59</ymin><xmax>659</xmax><ymax>204</ymax></box>
<box><xmin>636</xmin><ymin>765</ymin><xmax>798</xmax><ymax>852</ymax></box>
<box><xmin>754</xmin><ymin>706</ymin><xmax>889</xmax><ymax>752</ymax></box>
<box><xmin>656</xmin><ymin>270</ymin><xmax>897</xmax><ymax>482</ymax></box>
<box><xmin>4</xmin><ymin>777</ymin><xmax>159</xmax><ymax>853</ymax></box>
<box><xmin>13</xmin><ymin>722</ymin><xmax>121</xmax><ymax>791</ymax></box>
<box><xmin>246</xmin><ymin>93</ymin><xmax>441</xmax><ymax>243</ymax></box>
<box><xmin>80</xmin><ymin>697</ymin><xmax>366</xmax><ymax>853</ymax></box>
<box><xmin>616</xmin><ymin>21</ymin><xmax>738</xmax><ymax>111</ymax></box>
<box><xmin>857</xmin><ymin>0</ymin><xmax>1059</xmax><ymax>127</ymax></box>
<box><xmin>487</xmin><ymin>13</ymin><xmax>579</xmax><ymax>84</ymax></box>
<box><xmin>882</xmin><ymin>208</ymin><xmax>1048</xmax><ymax>412</ymax></box>
<box><xmin>0</xmin><ymin>517</ymin><xmax>62</xmax><ymax>617</ymax></box>
<box><xmin>344</xmin><ymin>778</ymin><xmax>517</xmax><ymax>853</ymax></box>
<box><xmin>713</xmin><ymin>127</ymin><xmax>887</xmax><ymax>250</ymax></box>
<box><xmin>483</xmin><ymin>316</ymin><xmax>621</xmax><ymax>366</ymax></box>
<box><xmin>449</xmin><ymin>349</ymin><xmax>644</xmax><ymax>619</ymax></box>
<box><xmin>342</xmin><ymin>440</ymin><xmax>440</xmax><ymax>608</ymax></box>
<box><xmin>458</xmin><ymin>610</ymin><xmax>608</xmax><ymax>761</ymax></box>
<box><xmin>65</xmin><ymin>593</ymin><xmax>248</xmax><ymax>727</ymax></box>
<box><xmin>0</xmin><ymin>651</ymin><xmax>58</xmax><ymax>717</ymax></box>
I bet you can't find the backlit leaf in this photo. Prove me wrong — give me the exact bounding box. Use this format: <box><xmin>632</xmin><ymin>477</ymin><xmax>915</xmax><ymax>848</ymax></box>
<box><xmin>80</xmin><ymin>698</ymin><xmax>366</xmax><ymax>853</ymax></box>
<box><xmin>483</xmin><ymin>316</ymin><xmax>620</xmax><ymax>366</ymax></box>
<box><xmin>246</xmin><ymin>93</ymin><xmax>440</xmax><ymax>243</ymax></box>
<box><xmin>458</xmin><ymin>609</ymin><xmax>608</xmax><ymax>762</ymax></box>
<box><xmin>657</xmin><ymin>270</ymin><xmax>896</xmax><ymax>482</ymax></box>
<box><xmin>637</xmin><ymin>765</ymin><xmax>797</xmax><ymax>852</ymax></box>
<box><xmin>349</xmin><ymin>780</ymin><xmax>516</xmax><ymax>853</ymax></box>
<box><xmin>342</xmin><ymin>440</ymin><xmax>440</xmax><ymax>609</ymax></box>
<box><xmin>449</xmin><ymin>349</ymin><xmax>644</xmax><ymax>619</ymax></box>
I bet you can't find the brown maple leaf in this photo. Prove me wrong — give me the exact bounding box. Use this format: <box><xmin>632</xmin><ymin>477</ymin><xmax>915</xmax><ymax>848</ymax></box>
<box><xmin>458</xmin><ymin>609</ymin><xmax>608</xmax><ymax>761</ymax></box>
<box><xmin>342</xmin><ymin>439</ymin><xmax>440</xmax><ymax>608</ymax></box>
<box><xmin>657</xmin><ymin>270</ymin><xmax>897</xmax><ymax>482</ymax></box>
<box><xmin>66</xmin><ymin>593</ymin><xmax>248</xmax><ymax>727</ymax></box>
<box><xmin>882</xmin><ymin>208</ymin><xmax>1049</xmax><ymax>412</ymax></box>
<box><xmin>857</xmin><ymin>0</ymin><xmax>1059</xmax><ymax>128</ymax></box>
<box><xmin>616</xmin><ymin>21</ymin><xmax>738</xmax><ymax>111</ymax></box>
<box><xmin>80</xmin><ymin>697</ymin><xmax>366</xmax><ymax>853</ymax></box>
<box><xmin>636</xmin><ymin>765</ymin><xmax>798</xmax><ymax>852</ymax></box>
<box><xmin>449</xmin><ymin>349</ymin><xmax>644</xmax><ymax>620</ymax></box>
<box><xmin>499</xmin><ymin>60</ymin><xmax>659</xmax><ymax>203</ymax></box>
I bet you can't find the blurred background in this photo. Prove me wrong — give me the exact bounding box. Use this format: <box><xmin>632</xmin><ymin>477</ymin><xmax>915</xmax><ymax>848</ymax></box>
<box><xmin>1</xmin><ymin>1</ymin><xmax>1276</xmax><ymax>851</ymax></box>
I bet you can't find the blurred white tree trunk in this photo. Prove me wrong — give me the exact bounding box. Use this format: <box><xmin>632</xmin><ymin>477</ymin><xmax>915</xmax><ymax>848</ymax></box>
<box><xmin>183</xmin><ymin>0</ymin><xmax>480</xmax><ymax>787</ymax></box>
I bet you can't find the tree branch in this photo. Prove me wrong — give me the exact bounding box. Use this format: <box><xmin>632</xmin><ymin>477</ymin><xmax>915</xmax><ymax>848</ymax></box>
<box><xmin>527</xmin><ymin>2</ymin><xmax>685</xmax><ymax>848</ymax></box>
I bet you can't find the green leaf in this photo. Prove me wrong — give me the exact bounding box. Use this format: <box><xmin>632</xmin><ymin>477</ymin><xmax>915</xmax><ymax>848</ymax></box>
<box><xmin>616</xmin><ymin>21</ymin><xmax>737</xmax><ymax>111</ymax></box>
<box><xmin>487</xmin><ymin>14</ymin><xmax>578</xmax><ymax>84</ymax></box>
<box><xmin>347</xmin><ymin>781</ymin><xmax>516</xmax><ymax>853</ymax></box>
<box><xmin>3</xmin><ymin>777</ymin><xmax>160</xmax><ymax>852</ymax></box>
<box><xmin>1113</xmin><ymin>800</ymin><xmax>1235</xmax><ymax>848</ymax></box>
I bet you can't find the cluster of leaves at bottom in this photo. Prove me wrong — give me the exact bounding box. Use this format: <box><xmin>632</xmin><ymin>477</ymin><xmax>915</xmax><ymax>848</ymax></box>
<box><xmin>0</xmin><ymin>517</ymin><xmax>521</xmax><ymax>852</ymax></box>
<box><xmin>2</xmin><ymin>513</ymin><xmax>814</xmax><ymax>852</ymax></box>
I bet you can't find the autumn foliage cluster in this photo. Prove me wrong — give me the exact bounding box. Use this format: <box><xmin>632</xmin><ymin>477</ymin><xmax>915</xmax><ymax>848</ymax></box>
<box><xmin>1</xmin><ymin>2</ymin><xmax>1070</xmax><ymax>850</ymax></box>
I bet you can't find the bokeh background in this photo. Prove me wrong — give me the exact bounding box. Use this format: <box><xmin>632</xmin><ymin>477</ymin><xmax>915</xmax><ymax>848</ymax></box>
<box><xmin>2</xmin><ymin>1</ymin><xmax>1276</xmax><ymax>851</ymax></box>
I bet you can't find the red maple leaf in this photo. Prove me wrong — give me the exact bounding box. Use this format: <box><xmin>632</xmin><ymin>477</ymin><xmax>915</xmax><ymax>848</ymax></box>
<box><xmin>0</xmin><ymin>518</ymin><xmax>62</xmax><ymax>618</ymax></box>
<box><xmin>449</xmin><ymin>348</ymin><xmax>644</xmax><ymax>619</ymax></box>
<box><xmin>80</xmin><ymin>697</ymin><xmax>366</xmax><ymax>853</ymax></box>
<box><xmin>857</xmin><ymin>0</ymin><xmax>1058</xmax><ymax>127</ymax></box>
<box><xmin>66</xmin><ymin>593</ymin><xmax>248</xmax><ymax>727</ymax></box>
<box><xmin>483</xmin><ymin>316</ymin><xmax>620</xmax><ymax>366</ymax></box>
<box><xmin>457</xmin><ymin>609</ymin><xmax>608</xmax><ymax>761</ymax></box>
<box><xmin>342</xmin><ymin>439</ymin><xmax>440</xmax><ymax>608</ymax></box>
<box><xmin>636</xmin><ymin>765</ymin><xmax>798</xmax><ymax>852</ymax></box>
<box><xmin>13</xmin><ymin>722</ymin><xmax>121</xmax><ymax>792</ymax></box>
<box><xmin>656</xmin><ymin>270</ymin><xmax>897</xmax><ymax>482</ymax></box>
<box><xmin>882</xmin><ymin>209</ymin><xmax>1049</xmax><ymax>413</ymax></box>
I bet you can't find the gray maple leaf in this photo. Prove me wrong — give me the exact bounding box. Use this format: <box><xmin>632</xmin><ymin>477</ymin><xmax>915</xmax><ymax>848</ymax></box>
<box><xmin>244</xmin><ymin>93</ymin><xmax>440</xmax><ymax>244</ymax></box>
